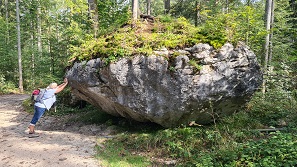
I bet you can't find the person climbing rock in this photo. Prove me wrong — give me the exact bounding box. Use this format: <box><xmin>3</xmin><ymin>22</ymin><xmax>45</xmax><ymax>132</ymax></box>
<box><xmin>28</xmin><ymin>78</ymin><xmax>68</xmax><ymax>138</ymax></box>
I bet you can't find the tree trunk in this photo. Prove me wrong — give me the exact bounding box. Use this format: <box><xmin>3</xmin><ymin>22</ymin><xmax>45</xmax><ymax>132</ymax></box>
<box><xmin>88</xmin><ymin>0</ymin><xmax>99</xmax><ymax>38</ymax></box>
<box><xmin>268</xmin><ymin>0</ymin><xmax>274</xmax><ymax>65</ymax></box>
<box><xmin>132</xmin><ymin>0</ymin><xmax>138</xmax><ymax>20</ymax></box>
<box><xmin>147</xmin><ymin>0</ymin><xmax>151</xmax><ymax>15</ymax></box>
<box><xmin>16</xmin><ymin>0</ymin><xmax>23</xmax><ymax>93</ymax></box>
<box><xmin>164</xmin><ymin>0</ymin><xmax>170</xmax><ymax>14</ymax></box>
<box><xmin>30</xmin><ymin>22</ymin><xmax>35</xmax><ymax>88</ymax></box>
<box><xmin>5</xmin><ymin>0</ymin><xmax>9</xmax><ymax>44</ymax></box>
<box><xmin>36</xmin><ymin>1</ymin><xmax>41</xmax><ymax>87</ymax></box>
<box><xmin>47</xmin><ymin>23</ymin><xmax>53</xmax><ymax>75</ymax></box>
<box><xmin>195</xmin><ymin>0</ymin><xmax>201</xmax><ymax>27</ymax></box>
<box><xmin>245</xmin><ymin>1</ymin><xmax>251</xmax><ymax>45</ymax></box>
<box><xmin>225</xmin><ymin>0</ymin><xmax>229</xmax><ymax>13</ymax></box>
<box><xmin>37</xmin><ymin>2</ymin><xmax>42</xmax><ymax>55</ymax></box>
<box><xmin>262</xmin><ymin>0</ymin><xmax>273</xmax><ymax>94</ymax></box>
<box><xmin>48</xmin><ymin>39</ymin><xmax>54</xmax><ymax>75</ymax></box>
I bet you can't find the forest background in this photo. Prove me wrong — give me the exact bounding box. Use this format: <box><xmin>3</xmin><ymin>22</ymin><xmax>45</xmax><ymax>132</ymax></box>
<box><xmin>0</xmin><ymin>0</ymin><xmax>296</xmax><ymax>93</ymax></box>
<box><xmin>1</xmin><ymin>0</ymin><xmax>297</xmax><ymax>166</ymax></box>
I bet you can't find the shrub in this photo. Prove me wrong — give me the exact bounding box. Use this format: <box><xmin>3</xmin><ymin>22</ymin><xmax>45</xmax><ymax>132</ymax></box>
<box><xmin>96</xmin><ymin>90</ymin><xmax>297</xmax><ymax>166</ymax></box>
<box><xmin>0</xmin><ymin>74</ymin><xmax>17</xmax><ymax>94</ymax></box>
<box><xmin>211</xmin><ymin>132</ymin><xmax>297</xmax><ymax>166</ymax></box>
<box><xmin>247</xmin><ymin>89</ymin><xmax>297</xmax><ymax>127</ymax></box>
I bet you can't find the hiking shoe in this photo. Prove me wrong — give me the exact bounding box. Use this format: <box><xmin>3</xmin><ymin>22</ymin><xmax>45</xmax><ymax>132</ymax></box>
<box><xmin>28</xmin><ymin>132</ymin><xmax>39</xmax><ymax>138</ymax></box>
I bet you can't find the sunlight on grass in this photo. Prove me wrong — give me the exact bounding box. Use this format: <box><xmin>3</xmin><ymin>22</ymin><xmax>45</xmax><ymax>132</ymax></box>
<box><xmin>94</xmin><ymin>89</ymin><xmax>297</xmax><ymax>166</ymax></box>
<box><xmin>96</xmin><ymin>138</ymin><xmax>151</xmax><ymax>167</ymax></box>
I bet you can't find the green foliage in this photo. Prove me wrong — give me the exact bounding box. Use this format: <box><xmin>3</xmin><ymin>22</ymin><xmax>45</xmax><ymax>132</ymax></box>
<box><xmin>27</xmin><ymin>75</ymin><xmax>61</xmax><ymax>90</ymax></box>
<box><xmin>199</xmin><ymin>6</ymin><xmax>266</xmax><ymax>50</ymax></box>
<box><xmin>264</xmin><ymin>64</ymin><xmax>296</xmax><ymax>93</ymax></box>
<box><xmin>0</xmin><ymin>16</ymin><xmax>18</xmax><ymax>84</ymax></box>
<box><xmin>198</xmin><ymin>13</ymin><xmax>228</xmax><ymax>48</ymax></box>
<box><xmin>5</xmin><ymin>0</ymin><xmax>296</xmax><ymax>165</ymax></box>
<box><xmin>16</xmin><ymin>0</ymin><xmax>90</xmax><ymax>90</ymax></box>
<box><xmin>138</xmin><ymin>0</ymin><xmax>164</xmax><ymax>16</ymax></box>
<box><xmin>188</xmin><ymin>59</ymin><xmax>202</xmax><ymax>72</ymax></box>
<box><xmin>206</xmin><ymin>132</ymin><xmax>297</xmax><ymax>167</ymax></box>
<box><xmin>97</xmin><ymin>0</ymin><xmax>130</xmax><ymax>35</ymax></box>
<box><xmin>22</xmin><ymin>97</ymin><xmax>35</xmax><ymax>113</ymax></box>
<box><xmin>158</xmin><ymin>14</ymin><xmax>173</xmax><ymax>23</ymax></box>
<box><xmin>49</xmin><ymin>104</ymin><xmax>117</xmax><ymax>126</ymax></box>
<box><xmin>70</xmin><ymin>5</ymin><xmax>269</xmax><ymax>64</ymax></box>
<box><xmin>70</xmin><ymin>16</ymin><xmax>223</xmax><ymax>62</ymax></box>
<box><xmin>96</xmin><ymin>139</ymin><xmax>151</xmax><ymax>167</ymax></box>
<box><xmin>248</xmin><ymin>89</ymin><xmax>297</xmax><ymax>127</ymax></box>
<box><xmin>269</xmin><ymin>0</ymin><xmax>296</xmax><ymax>73</ymax></box>
<box><xmin>0</xmin><ymin>74</ymin><xmax>17</xmax><ymax>94</ymax></box>
<box><xmin>96</xmin><ymin>87</ymin><xmax>297</xmax><ymax>166</ymax></box>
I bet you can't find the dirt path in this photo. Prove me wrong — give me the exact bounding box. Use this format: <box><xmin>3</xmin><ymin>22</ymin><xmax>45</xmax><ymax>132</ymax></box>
<box><xmin>0</xmin><ymin>94</ymin><xmax>101</xmax><ymax>167</ymax></box>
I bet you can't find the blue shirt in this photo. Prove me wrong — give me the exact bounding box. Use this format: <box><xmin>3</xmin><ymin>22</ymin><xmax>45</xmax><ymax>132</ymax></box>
<box><xmin>35</xmin><ymin>88</ymin><xmax>56</xmax><ymax>110</ymax></box>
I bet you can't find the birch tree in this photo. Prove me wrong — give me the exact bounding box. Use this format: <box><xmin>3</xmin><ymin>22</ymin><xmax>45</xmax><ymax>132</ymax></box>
<box><xmin>268</xmin><ymin>0</ymin><xmax>274</xmax><ymax>65</ymax></box>
<box><xmin>37</xmin><ymin>0</ymin><xmax>42</xmax><ymax>54</ymax></box>
<box><xmin>147</xmin><ymin>0</ymin><xmax>151</xmax><ymax>15</ymax></box>
<box><xmin>132</xmin><ymin>0</ymin><xmax>138</xmax><ymax>20</ymax></box>
<box><xmin>16</xmin><ymin>0</ymin><xmax>23</xmax><ymax>92</ymax></box>
<box><xmin>262</xmin><ymin>0</ymin><xmax>273</xmax><ymax>93</ymax></box>
<box><xmin>5</xmin><ymin>0</ymin><xmax>9</xmax><ymax>44</ymax></box>
<box><xmin>195</xmin><ymin>0</ymin><xmax>201</xmax><ymax>26</ymax></box>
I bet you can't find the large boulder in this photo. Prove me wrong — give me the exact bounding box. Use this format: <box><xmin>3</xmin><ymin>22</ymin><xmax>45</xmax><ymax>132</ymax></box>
<box><xmin>66</xmin><ymin>43</ymin><xmax>262</xmax><ymax>127</ymax></box>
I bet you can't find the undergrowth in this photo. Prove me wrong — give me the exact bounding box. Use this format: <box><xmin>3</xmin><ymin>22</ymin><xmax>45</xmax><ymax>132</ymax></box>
<box><xmin>95</xmin><ymin>89</ymin><xmax>297</xmax><ymax>166</ymax></box>
<box><xmin>21</xmin><ymin>78</ymin><xmax>297</xmax><ymax>166</ymax></box>
<box><xmin>22</xmin><ymin>88</ymin><xmax>297</xmax><ymax>166</ymax></box>
<box><xmin>0</xmin><ymin>74</ymin><xmax>18</xmax><ymax>94</ymax></box>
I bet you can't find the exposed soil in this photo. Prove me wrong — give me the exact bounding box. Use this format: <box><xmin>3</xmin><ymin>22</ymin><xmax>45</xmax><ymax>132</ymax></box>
<box><xmin>0</xmin><ymin>94</ymin><xmax>103</xmax><ymax>167</ymax></box>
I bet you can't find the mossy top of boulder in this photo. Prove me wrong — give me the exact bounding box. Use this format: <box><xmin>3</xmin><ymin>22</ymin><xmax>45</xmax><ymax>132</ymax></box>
<box><xmin>69</xmin><ymin>16</ymin><xmax>228</xmax><ymax>64</ymax></box>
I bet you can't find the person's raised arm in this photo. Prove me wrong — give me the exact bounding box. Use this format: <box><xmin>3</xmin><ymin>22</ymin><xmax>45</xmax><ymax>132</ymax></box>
<box><xmin>55</xmin><ymin>78</ymin><xmax>68</xmax><ymax>93</ymax></box>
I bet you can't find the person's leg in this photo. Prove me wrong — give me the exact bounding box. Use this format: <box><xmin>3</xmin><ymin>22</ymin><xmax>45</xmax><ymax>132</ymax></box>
<box><xmin>28</xmin><ymin>106</ymin><xmax>46</xmax><ymax>133</ymax></box>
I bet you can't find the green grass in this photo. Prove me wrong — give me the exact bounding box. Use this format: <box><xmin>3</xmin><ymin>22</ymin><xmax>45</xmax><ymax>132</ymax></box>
<box><xmin>96</xmin><ymin>139</ymin><xmax>151</xmax><ymax>167</ymax></box>
<box><xmin>94</xmin><ymin>89</ymin><xmax>297</xmax><ymax>166</ymax></box>
<box><xmin>22</xmin><ymin>88</ymin><xmax>297</xmax><ymax>166</ymax></box>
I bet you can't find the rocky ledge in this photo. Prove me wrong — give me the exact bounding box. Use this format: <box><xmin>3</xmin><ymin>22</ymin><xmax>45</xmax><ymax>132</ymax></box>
<box><xmin>66</xmin><ymin>43</ymin><xmax>262</xmax><ymax>127</ymax></box>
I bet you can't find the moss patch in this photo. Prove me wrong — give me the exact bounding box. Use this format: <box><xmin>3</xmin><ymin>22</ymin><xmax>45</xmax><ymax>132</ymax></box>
<box><xmin>69</xmin><ymin>16</ymin><xmax>227</xmax><ymax>64</ymax></box>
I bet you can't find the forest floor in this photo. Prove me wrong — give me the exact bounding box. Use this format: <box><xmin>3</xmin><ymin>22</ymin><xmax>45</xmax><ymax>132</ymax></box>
<box><xmin>0</xmin><ymin>94</ymin><xmax>103</xmax><ymax>167</ymax></box>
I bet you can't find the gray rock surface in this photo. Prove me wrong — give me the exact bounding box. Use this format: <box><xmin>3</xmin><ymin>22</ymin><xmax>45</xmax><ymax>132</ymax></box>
<box><xmin>66</xmin><ymin>43</ymin><xmax>262</xmax><ymax>127</ymax></box>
